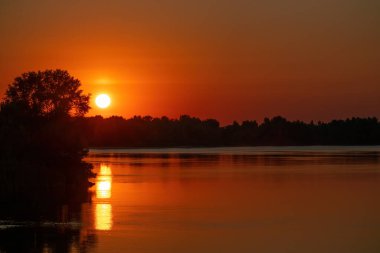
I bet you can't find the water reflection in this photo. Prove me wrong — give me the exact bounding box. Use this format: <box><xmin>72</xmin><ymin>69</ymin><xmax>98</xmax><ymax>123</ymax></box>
<box><xmin>95</xmin><ymin>204</ymin><xmax>113</xmax><ymax>230</ymax></box>
<box><xmin>0</xmin><ymin>163</ymin><xmax>117</xmax><ymax>252</ymax></box>
<box><xmin>96</xmin><ymin>164</ymin><xmax>112</xmax><ymax>199</ymax></box>
<box><xmin>83</xmin><ymin>148</ymin><xmax>380</xmax><ymax>253</ymax></box>
<box><xmin>1</xmin><ymin>148</ymin><xmax>380</xmax><ymax>253</ymax></box>
<box><xmin>88</xmin><ymin>149</ymin><xmax>380</xmax><ymax>167</ymax></box>
<box><xmin>94</xmin><ymin>164</ymin><xmax>113</xmax><ymax>231</ymax></box>
<box><xmin>0</xmin><ymin>183</ymin><xmax>97</xmax><ymax>253</ymax></box>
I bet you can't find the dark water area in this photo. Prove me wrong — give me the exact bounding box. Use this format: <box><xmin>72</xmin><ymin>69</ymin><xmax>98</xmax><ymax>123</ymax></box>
<box><xmin>1</xmin><ymin>147</ymin><xmax>380</xmax><ymax>253</ymax></box>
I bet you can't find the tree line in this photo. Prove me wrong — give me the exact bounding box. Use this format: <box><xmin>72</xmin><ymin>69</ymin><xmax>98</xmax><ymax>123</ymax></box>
<box><xmin>81</xmin><ymin>115</ymin><xmax>380</xmax><ymax>147</ymax></box>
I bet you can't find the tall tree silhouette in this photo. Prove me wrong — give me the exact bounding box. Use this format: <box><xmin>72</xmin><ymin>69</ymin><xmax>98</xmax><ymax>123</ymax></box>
<box><xmin>2</xmin><ymin>69</ymin><xmax>90</xmax><ymax>118</ymax></box>
<box><xmin>0</xmin><ymin>70</ymin><xmax>93</xmax><ymax>186</ymax></box>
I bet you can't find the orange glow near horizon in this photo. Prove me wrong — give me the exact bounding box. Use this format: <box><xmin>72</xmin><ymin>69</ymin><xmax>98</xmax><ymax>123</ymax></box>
<box><xmin>1</xmin><ymin>0</ymin><xmax>380</xmax><ymax>123</ymax></box>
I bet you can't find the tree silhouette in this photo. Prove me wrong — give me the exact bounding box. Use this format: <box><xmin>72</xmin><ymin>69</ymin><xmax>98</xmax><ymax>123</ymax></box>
<box><xmin>2</xmin><ymin>69</ymin><xmax>90</xmax><ymax>118</ymax></box>
<box><xmin>0</xmin><ymin>70</ymin><xmax>92</xmax><ymax>159</ymax></box>
<box><xmin>0</xmin><ymin>70</ymin><xmax>94</xmax><ymax>191</ymax></box>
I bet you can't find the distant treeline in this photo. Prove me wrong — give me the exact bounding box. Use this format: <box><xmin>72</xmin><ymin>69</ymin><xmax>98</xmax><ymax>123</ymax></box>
<box><xmin>81</xmin><ymin>115</ymin><xmax>380</xmax><ymax>147</ymax></box>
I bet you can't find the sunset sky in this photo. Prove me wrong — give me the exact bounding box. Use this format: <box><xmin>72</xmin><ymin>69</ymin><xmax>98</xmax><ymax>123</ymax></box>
<box><xmin>1</xmin><ymin>0</ymin><xmax>379</xmax><ymax>124</ymax></box>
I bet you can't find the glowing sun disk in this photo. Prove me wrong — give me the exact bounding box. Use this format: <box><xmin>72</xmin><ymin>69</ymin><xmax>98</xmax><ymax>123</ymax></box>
<box><xmin>95</xmin><ymin>94</ymin><xmax>111</xmax><ymax>108</ymax></box>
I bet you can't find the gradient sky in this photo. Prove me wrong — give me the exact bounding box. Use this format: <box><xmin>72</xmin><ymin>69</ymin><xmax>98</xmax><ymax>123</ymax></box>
<box><xmin>1</xmin><ymin>0</ymin><xmax>379</xmax><ymax>123</ymax></box>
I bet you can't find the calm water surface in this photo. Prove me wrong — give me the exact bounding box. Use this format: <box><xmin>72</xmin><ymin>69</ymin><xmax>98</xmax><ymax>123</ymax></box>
<box><xmin>1</xmin><ymin>147</ymin><xmax>380</xmax><ymax>253</ymax></box>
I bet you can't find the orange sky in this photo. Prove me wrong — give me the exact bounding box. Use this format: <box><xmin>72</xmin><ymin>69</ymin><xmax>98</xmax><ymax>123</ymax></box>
<box><xmin>1</xmin><ymin>0</ymin><xmax>379</xmax><ymax>124</ymax></box>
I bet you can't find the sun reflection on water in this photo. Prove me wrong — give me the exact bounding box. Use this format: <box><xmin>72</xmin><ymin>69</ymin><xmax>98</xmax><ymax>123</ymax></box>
<box><xmin>95</xmin><ymin>203</ymin><xmax>113</xmax><ymax>231</ymax></box>
<box><xmin>96</xmin><ymin>164</ymin><xmax>112</xmax><ymax>199</ymax></box>
<box><xmin>95</xmin><ymin>164</ymin><xmax>113</xmax><ymax>231</ymax></box>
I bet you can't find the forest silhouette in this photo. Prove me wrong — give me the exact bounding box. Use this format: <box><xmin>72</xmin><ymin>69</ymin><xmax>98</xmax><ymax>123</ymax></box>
<box><xmin>83</xmin><ymin>115</ymin><xmax>380</xmax><ymax>147</ymax></box>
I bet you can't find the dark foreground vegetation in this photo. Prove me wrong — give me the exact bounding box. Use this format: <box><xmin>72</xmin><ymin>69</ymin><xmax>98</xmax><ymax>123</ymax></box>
<box><xmin>0</xmin><ymin>70</ymin><xmax>95</xmax><ymax>198</ymax></box>
<box><xmin>82</xmin><ymin>115</ymin><xmax>380</xmax><ymax>147</ymax></box>
<box><xmin>0</xmin><ymin>70</ymin><xmax>96</xmax><ymax>252</ymax></box>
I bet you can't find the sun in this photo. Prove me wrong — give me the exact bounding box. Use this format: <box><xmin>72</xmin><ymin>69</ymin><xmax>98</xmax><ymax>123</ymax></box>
<box><xmin>95</xmin><ymin>94</ymin><xmax>111</xmax><ymax>108</ymax></box>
